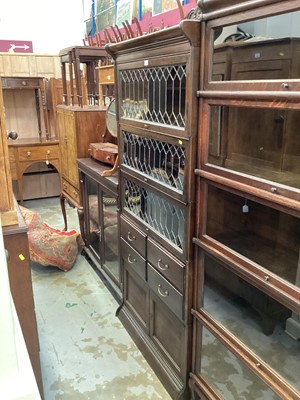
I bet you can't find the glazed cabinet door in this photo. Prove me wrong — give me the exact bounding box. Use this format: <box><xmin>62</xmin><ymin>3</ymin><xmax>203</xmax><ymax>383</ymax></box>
<box><xmin>79</xmin><ymin>159</ymin><xmax>121</xmax><ymax>300</ymax></box>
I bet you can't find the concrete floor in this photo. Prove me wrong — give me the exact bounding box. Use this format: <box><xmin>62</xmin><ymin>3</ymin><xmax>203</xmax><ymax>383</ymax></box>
<box><xmin>24</xmin><ymin>197</ymin><xmax>171</xmax><ymax>400</ymax></box>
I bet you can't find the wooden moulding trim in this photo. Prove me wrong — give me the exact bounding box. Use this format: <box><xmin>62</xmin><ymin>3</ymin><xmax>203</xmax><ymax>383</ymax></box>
<box><xmin>189</xmin><ymin>372</ymin><xmax>224</xmax><ymax>400</ymax></box>
<box><xmin>191</xmin><ymin>308</ymin><xmax>300</xmax><ymax>400</ymax></box>
<box><xmin>105</xmin><ymin>20</ymin><xmax>201</xmax><ymax>57</ymax></box>
<box><xmin>197</xmin><ymin>89</ymin><xmax>300</xmax><ymax>102</ymax></box>
<box><xmin>0</xmin><ymin>210</ymin><xmax>18</xmax><ymax>227</ymax></box>
<box><xmin>198</xmin><ymin>0</ymin><xmax>283</xmax><ymax>20</ymax></box>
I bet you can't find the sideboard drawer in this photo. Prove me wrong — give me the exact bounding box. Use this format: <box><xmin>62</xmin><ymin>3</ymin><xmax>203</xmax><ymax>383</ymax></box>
<box><xmin>121</xmin><ymin>238</ymin><xmax>146</xmax><ymax>280</ymax></box>
<box><xmin>62</xmin><ymin>178</ymin><xmax>80</xmax><ymax>206</ymax></box>
<box><xmin>120</xmin><ymin>216</ymin><xmax>146</xmax><ymax>257</ymax></box>
<box><xmin>18</xmin><ymin>145</ymin><xmax>59</xmax><ymax>162</ymax></box>
<box><xmin>148</xmin><ymin>264</ymin><xmax>183</xmax><ymax>320</ymax></box>
<box><xmin>1</xmin><ymin>77</ymin><xmax>42</xmax><ymax>89</ymax></box>
<box><xmin>148</xmin><ymin>238</ymin><xmax>185</xmax><ymax>293</ymax></box>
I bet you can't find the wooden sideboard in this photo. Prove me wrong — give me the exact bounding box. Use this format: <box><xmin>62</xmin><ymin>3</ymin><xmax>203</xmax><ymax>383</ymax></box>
<box><xmin>8</xmin><ymin>138</ymin><xmax>60</xmax><ymax>205</ymax></box>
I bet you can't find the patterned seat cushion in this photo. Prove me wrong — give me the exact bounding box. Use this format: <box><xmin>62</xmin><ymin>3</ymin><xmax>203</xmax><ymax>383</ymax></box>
<box><xmin>20</xmin><ymin>206</ymin><xmax>81</xmax><ymax>271</ymax></box>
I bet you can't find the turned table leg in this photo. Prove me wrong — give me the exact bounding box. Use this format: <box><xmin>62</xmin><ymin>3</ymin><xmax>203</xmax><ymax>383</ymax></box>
<box><xmin>60</xmin><ymin>192</ymin><xmax>68</xmax><ymax>231</ymax></box>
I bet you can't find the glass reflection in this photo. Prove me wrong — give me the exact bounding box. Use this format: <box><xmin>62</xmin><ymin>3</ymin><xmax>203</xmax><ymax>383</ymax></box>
<box><xmin>196</xmin><ymin>323</ymin><xmax>281</xmax><ymax>399</ymax></box>
<box><xmin>102</xmin><ymin>193</ymin><xmax>119</xmax><ymax>282</ymax></box>
<box><xmin>202</xmin><ymin>254</ymin><xmax>300</xmax><ymax>392</ymax></box>
<box><xmin>212</xmin><ymin>10</ymin><xmax>300</xmax><ymax>82</ymax></box>
<box><xmin>206</xmin><ymin>184</ymin><xmax>300</xmax><ymax>287</ymax></box>
<box><xmin>87</xmin><ymin>178</ymin><xmax>100</xmax><ymax>255</ymax></box>
<box><xmin>208</xmin><ymin>105</ymin><xmax>300</xmax><ymax>190</ymax></box>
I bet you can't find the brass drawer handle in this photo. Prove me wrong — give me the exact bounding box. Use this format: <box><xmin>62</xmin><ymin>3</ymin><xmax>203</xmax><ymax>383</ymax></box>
<box><xmin>127</xmin><ymin>254</ymin><xmax>136</xmax><ymax>264</ymax></box>
<box><xmin>47</xmin><ymin>150</ymin><xmax>51</xmax><ymax>155</ymax></box>
<box><xmin>26</xmin><ymin>151</ymin><xmax>31</xmax><ymax>158</ymax></box>
<box><xmin>73</xmin><ymin>191</ymin><xmax>78</xmax><ymax>197</ymax></box>
<box><xmin>158</xmin><ymin>284</ymin><xmax>169</xmax><ymax>297</ymax></box>
<box><xmin>127</xmin><ymin>231</ymin><xmax>136</xmax><ymax>242</ymax></box>
<box><xmin>157</xmin><ymin>258</ymin><xmax>169</xmax><ymax>271</ymax></box>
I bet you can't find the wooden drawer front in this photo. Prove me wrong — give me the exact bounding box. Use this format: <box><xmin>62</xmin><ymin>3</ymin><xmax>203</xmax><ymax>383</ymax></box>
<box><xmin>18</xmin><ymin>145</ymin><xmax>59</xmax><ymax>162</ymax></box>
<box><xmin>121</xmin><ymin>238</ymin><xmax>146</xmax><ymax>281</ymax></box>
<box><xmin>98</xmin><ymin>65</ymin><xmax>114</xmax><ymax>84</ymax></box>
<box><xmin>62</xmin><ymin>178</ymin><xmax>80</xmax><ymax>205</ymax></box>
<box><xmin>148</xmin><ymin>264</ymin><xmax>183</xmax><ymax>320</ymax></box>
<box><xmin>120</xmin><ymin>216</ymin><xmax>146</xmax><ymax>257</ymax></box>
<box><xmin>1</xmin><ymin>77</ymin><xmax>41</xmax><ymax>89</ymax></box>
<box><xmin>147</xmin><ymin>238</ymin><xmax>185</xmax><ymax>293</ymax></box>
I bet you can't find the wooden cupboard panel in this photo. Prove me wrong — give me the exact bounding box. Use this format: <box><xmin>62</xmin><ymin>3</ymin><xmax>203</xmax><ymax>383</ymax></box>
<box><xmin>124</xmin><ymin>266</ymin><xmax>149</xmax><ymax>330</ymax></box>
<box><xmin>57</xmin><ymin>106</ymin><xmax>107</xmax><ymax>192</ymax></box>
<box><xmin>0</xmin><ymin>53</ymin><xmax>60</xmax><ymax>78</ymax></box>
<box><xmin>150</xmin><ymin>291</ymin><xmax>185</xmax><ymax>375</ymax></box>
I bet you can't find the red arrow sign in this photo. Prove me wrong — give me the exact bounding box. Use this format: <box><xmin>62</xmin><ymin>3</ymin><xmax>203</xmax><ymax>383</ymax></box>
<box><xmin>0</xmin><ymin>40</ymin><xmax>33</xmax><ymax>53</ymax></box>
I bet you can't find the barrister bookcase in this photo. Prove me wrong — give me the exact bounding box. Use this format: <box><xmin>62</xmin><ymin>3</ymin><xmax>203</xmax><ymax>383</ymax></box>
<box><xmin>190</xmin><ymin>1</ymin><xmax>300</xmax><ymax>399</ymax></box>
<box><xmin>106</xmin><ymin>17</ymin><xmax>201</xmax><ymax>399</ymax></box>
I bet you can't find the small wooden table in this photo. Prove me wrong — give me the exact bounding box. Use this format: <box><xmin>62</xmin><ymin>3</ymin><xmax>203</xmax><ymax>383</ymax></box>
<box><xmin>59</xmin><ymin>46</ymin><xmax>109</xmax><ymax>107</ymax></box>
<box><xmin>1</xmin><ymin>76</ymin><xmax>50</xmax><ymax>140</ymax></box>
<box><xmin>8</xmin><ymin>138</ymin><xmax>60</xmax><ymax>205</ymax></box>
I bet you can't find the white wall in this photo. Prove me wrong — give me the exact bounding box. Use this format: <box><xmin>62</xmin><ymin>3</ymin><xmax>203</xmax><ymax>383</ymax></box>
<box><xmin>0</xmin><ymin>0</ymin><xmax>84</xmax><ymax>54</ymax></box>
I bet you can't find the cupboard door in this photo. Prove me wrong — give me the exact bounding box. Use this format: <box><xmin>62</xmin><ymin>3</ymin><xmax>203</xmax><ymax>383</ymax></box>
<box><xmin>64</xmin><ymin>112</ymin><xmax>78</xmax><ymax>187</ymax></box>
<box><xmin>124</xmin><ymin>265</ymin><xmax>149</xmax><ymax>331</ymax></box>
<box><xmin>57</xmin><ymin>109</ymin><xmax>68</xmax><ymax>178</ymax></box>
<box><xmin>149</xmin><ymin>290</ymin><xmax>186</xmax><ymax>377</ymax></box>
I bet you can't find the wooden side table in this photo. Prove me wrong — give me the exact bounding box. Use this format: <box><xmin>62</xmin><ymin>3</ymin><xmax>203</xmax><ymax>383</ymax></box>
<box><xmin>1</xmin><ymin>76</ymin><xmax>50</xmax><ymax>140</ymax></box>
<box><xmin>8</xmin><ymin>138</ymin><xmax>60</xmax><ymax>205</ymax></box>
<box><xmin>59</xmin><ymin>46</ymin><xmax>109</xmax><ymax>107</ymax></box>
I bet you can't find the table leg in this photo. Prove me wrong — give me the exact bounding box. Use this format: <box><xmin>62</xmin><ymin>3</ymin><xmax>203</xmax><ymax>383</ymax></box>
<box><xmin>35</xmin><ymin>89</ymin><xmax>42</xmax><ymax>140</ymax></box>
<box><xmin>61</xmin><ymin>62</ymin><xmax>68</xmax><ymax>105</ymax></box>
<box><xmin>68</xmin><ymin>51</ymin><xmax>74</xmax><ymax>106</ymax></box>
<box><xmin>60</xmin><ymin>192</ymin><xmax>68</xmax><ymax>231</ymax></box>
<box><xmin>40</xmin><ymin>78</ymin><xmax>50</xmax><ymax>140</ymax></box>
<box><xmin>74</xmin><ymin>55</ymin><xmax>83</xmax><ymax>107</ymax></box>
<box><xmin>17</xmin><ymin>175</ymin><xmax>24</xmax><ymax>206</ymax></box>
